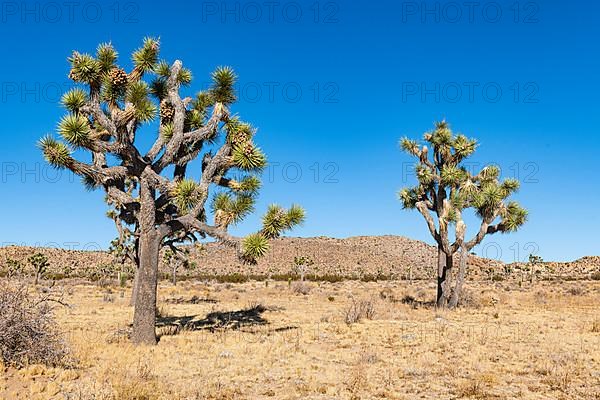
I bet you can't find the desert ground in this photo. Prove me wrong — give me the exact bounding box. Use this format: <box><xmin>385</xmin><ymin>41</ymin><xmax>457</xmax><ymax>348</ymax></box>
<box><xmin>2</xmin><ymin>277</ymin><xmax>599</xmax><ymax>400</ymax></box>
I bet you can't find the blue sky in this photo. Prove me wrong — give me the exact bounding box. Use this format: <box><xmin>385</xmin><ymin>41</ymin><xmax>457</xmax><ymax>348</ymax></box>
<box><xmin>0</xmin><ymin>0</ymin><xmax>598</xmax><ymax>262</ymax></box>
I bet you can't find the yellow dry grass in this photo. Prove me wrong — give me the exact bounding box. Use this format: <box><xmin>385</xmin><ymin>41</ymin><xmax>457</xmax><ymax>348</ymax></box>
<box><xmin>2</xmin><ymin>279</ymin><xmax>600</xmax><ymax>399</ymax></box>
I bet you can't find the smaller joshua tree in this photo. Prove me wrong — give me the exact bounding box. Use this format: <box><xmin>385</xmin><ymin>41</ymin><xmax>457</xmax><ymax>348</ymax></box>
<box><xmin>163</xmin><ymin>247</ymin><xmax>192</xmax><ymax>285</ymax></box>
<box><xmin>293</xmin><ymin>255</ymin><xmax>314</xmax><ymax>282</ymax></box>
<box><xmin>28</xmin><ymin>253</ymin><xmax>49</xmax><ymax>285</ymax></box>
<box><xmin>399</xmin><ymin>121</ymin><xmax>527</xmax><ymax>308</ymax></box>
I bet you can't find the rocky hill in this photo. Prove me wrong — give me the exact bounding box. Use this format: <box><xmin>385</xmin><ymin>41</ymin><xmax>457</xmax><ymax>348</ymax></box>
<box><xmin>0</xmin><ymin>236</ymin><xmax>598</xmax><ymax>281</ymax></box>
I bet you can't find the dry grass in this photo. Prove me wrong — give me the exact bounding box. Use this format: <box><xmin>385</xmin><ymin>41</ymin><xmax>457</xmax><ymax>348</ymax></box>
<box><xmin>1</xmin><ymin>279</ymin><xmax>600</xmax><ymax>399</ymax></box>
<box><xmin>0</xmin><ymin>281</ymin><xmax>72</xmax><ymax>368</ymax></box>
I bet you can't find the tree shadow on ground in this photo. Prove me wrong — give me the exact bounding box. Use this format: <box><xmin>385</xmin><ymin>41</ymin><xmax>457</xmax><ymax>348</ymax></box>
<box><xmin>156</xmin><ymin>304</ymin><xmax>298</xmax><ymax>338</ymax></box>
<box><xmin>399</xmin><ymin>295</ymin><xmax>437</xmax><ymax>309</ymax></box>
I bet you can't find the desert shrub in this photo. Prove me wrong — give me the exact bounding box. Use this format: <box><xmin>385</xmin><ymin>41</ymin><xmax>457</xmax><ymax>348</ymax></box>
<box><xmin>4</xmin><ymin>258</ymin><xmax>24</xmax><ymax>279</ymax></box>
<box><xmin>400</xmin><ymin>294</ymin><xmax>416</xmax><ymax>305</ymax></box>
<box><xmin>291</xmin><ymin>281</ymin><xmax>311</xmax><ymax>295</ymax></box>
<box><xmin>491</xmin><ymin>274</ymin><xmax>504</xmax><ymax>282</ymax></box>
<box><xmin>379</xmin><ymin>288</ymin><xmax>395</xmax><ymax>302</ymax></box>
<box><xmin>344</xmin><ymin>298</ymin><xmax>375</xmax><ymax>325</ymax></box>
<box><xmin>103</xmin><ymin>289</ymin><xmax>115</xmax><ymax>303</ymax></box>
<box><xmin>0</xmin><ymin>282</ymin><xmax>71</xmax><ymax>368</ymax></box>
<box><xmin>315</xmin><ymin>274</ymin><xmax>345</xmax><ymax>283</ymax></box>
<box><xmin>215</xmin><ymin>273</ymin><xmax>249</xmax><ymax>284</ymax></box>
<box><xmin>454</xmin><ymin>289</ymin><xmax>482</xmax><ymax>309</ymax></box>
<box><xmin>88</xmin><ymin>263</ymin><xmax>119</xmax><ymax>286</ymax></box>
<box><xmin>590</xmin><ymin>272</ymin><xmax>600</xmax><ymax>281</ymax></box>
<box><xmin>591</xmin><ymin>320</ymin><xmax>600</xmax><ymax>333</ymax></box>
<box><xmin>567</xmin><ymin>286</ymin><xmax>584</xmax><ymax>296</ymax></box>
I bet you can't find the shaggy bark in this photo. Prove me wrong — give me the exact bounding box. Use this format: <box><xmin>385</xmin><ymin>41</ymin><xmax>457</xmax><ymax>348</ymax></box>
<box><xmin>132</xmin><ymin>230</ymin><xmax>160</xmax><ymax>344</ymax></box>
<box><xmin>448</xmin><ymin>247</ymin><xmax>468</xmax><ymax>308</ymax></box>
<box><xmin>436</xmin><ymin>250</ymin><xmax>454</xmax><ymax>308</ymax></box>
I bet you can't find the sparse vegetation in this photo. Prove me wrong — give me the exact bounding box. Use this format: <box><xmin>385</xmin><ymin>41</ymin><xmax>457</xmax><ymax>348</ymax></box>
<box><xmin>4</xmin><ymin>258</ymin><xmax>24</xmax><ymax>279</ymax></box>
<box><xmin>344</xmin><ymin>298</ymin><xmax>376</xmax><ymax>324</ymax></box>
<box><xmin>293</xmin><ymin>255</ymin><xmax>314</xmax><ymax>282</ymax></box>
<box><xmin>0</xmin><ymin>282</ymin><xmax>71</xmax><ymax>368</ymax></box>
<box><xmin>28</xmin><ymin>252</ymin><xmax>49</xmax><ymax>285</ymax></box>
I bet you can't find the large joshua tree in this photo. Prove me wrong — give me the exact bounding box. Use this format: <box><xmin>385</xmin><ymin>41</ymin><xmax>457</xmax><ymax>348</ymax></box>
<box><xmin>39</xmin><ymin>38</ymin><xmax>305</xmax><ymax>344</ymax></box>
<box><xmin>399</xmin><ymin>121</ymin><xmax>527</xmax><ymax>308</ymax></box>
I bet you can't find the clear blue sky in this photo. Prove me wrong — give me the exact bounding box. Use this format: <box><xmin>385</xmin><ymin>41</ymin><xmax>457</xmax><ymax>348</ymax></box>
<box><xmin>0</xmin><ymin>0</ymin><xmax>598</xmax><ymax>262</ymax></box>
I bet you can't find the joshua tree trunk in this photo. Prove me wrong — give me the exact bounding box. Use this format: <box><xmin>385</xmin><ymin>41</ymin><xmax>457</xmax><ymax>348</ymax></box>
<box><xmin>34</xmin><ymin>271</ymin><xmax>40</xmax><ymax>285</ymax></box>
<box><xmin>436</xmin><ymin>248</ymin><xmax>454</xmax><ymax>308</ymax></box>
<box><xmin>130</xmin><ymin>267</ymin><xmax>139</xmax><ymax>307</ymax></box>
<box><xmin>132</xmin><ymin>181</ymin><xmax>160</xmax><ymax>345</ymax></box>
<box><xmin>448</xmin><ymin>247</ymin><xmax>468</xmax><ymax>308</ymax></box>
<box><xmin>132</xmin><ymin>230</ymin><xmax>160</xmax><ymax>345</ymax></box>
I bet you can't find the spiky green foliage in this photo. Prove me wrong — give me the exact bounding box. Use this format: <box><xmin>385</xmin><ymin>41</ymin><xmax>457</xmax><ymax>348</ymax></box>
<box><xmin>212</xmin><ymin>192</ymin><xmax>255</xmax><ymax>224</ymax></box>
<box><xmin>398</xmin><ymin>187</ymin><xmax>419</xmax><ymax>209</ymax></box>
<box><xmin>161</xmin><ymin>123</ymin><xmax>174</xmax><ymax>141</ymax></box>
<box><xmin>261</xmin><ymin>204</ymin><xmax>306</xmax><ymax>239</ymax></box>
<box><xmin>150</xmin><ymin>78</ymin><xmax>168</xmax><ymax>100</ymax></box>
<box><xmin>453</xmin><ymin>134</ymin><xmax>477</xmax><ymax>159</ymax></box>
<box><xmin>225</xmin><ymin>117</ymin><xmax>254</xmax><ymax>144</ymax></box>
<box><xmin>399</xmin><ymin>120</ymin><xmax>527</xmax><ymax>248</ymax></box>
<box><xmin>132</xmin><ymin>37</ymin><xmax>159</xmax><ymax>73</ymax></box>
<box><xmin>68</xmin><ymin>52</ymin><xmax>100</xmax><ymax>83</ymax></box>
<box><xmin>154</xmin><ymin>60</ymin><xmax>171</xmax><ymax>78</ymax></box>
<box><xmin>211</xmin><ymin>66</ymin><xmax>237</xmax><ymax>104</ymax></box>
<box><xmin>242</xmin><ymin>233</ymin><xmax>270</xmax><ymax>260</ymax></box>
<box><xmin>177</xmin><ymin>68</ymin><xmax>192</xmax><ymax>86</ymax></box>
<box><xmin>400</xmin><ymin>137</ymin><xmax>420</xmax><ymax>156</ymax></box>
<box><xmin>440</xmin><ymin>165</ymin><xmax>467</xmax><ymax>187</ymax></box>
<box><xmin>171</xmin><ymin>179</ymin><xmax>200</xmax><ymax>213</ymax></box>
<box><xmin>96</xmin><ymin>42</ymin><xmax>118</xmax><ymax>73</ymax></box>
<box><xmin>228</xmin><ymin>176</ymin><xmax>261</xmax><ymax>194</ymax></box>
<box><xmin>82</xmin><ymin>175</ymin><xmax>101</xmax><ymax>191</ymax></box>
<box><xmin>58</xmin><ymin>114</ymin><xmax>90</xmax><ymax>147</ymax></box>
<box><xmin>38</xmin><ymin>136</ymin><xmax>72</xmax><ymax>168</ymax></box>
<box><xmin>501</xmin><ymin>202</ymin><xmax>528</xmax><ymax>232</ymax></box>
<box><xmin>232</xmin><ymin>144</ymin><xmax>266</xmax><ymax>171</ymax></box>
<box><xmin>61</xmin><ymin>89</ymin><xmax>88</xmax><ymax>112</ymax></box>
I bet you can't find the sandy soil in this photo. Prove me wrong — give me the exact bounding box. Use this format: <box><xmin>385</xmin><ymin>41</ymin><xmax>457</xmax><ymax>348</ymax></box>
<box><xmin>1</xmin><ymin>279</ymin><xmax>600</xmax><ymax>399</ymax></box>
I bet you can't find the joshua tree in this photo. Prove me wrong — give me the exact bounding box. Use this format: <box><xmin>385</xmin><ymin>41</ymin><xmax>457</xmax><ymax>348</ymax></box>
<box><xmin>399</xmin><ymin>121</ymin><xmax>527</xmax><ymax>308</ymax></box>
<box><xmin>293</xmin><ymin>255</ymin><xmax>314</xmax><ymax>282</ymax></box>
<box><xmin>28</xmin><ymin>253</ymin><xmax>49</xmax><ymax>285</ymax></box>
<box><xmin>163</xmin><ymin>247</ymin><xmax>192</xmax><ymax>285</ymax></box>
<box><xmin>527</xmin><ymin>253</ymin><xmax>544</xmax><ymax>283</ymax></box>
<box><xmin>40</xmin><ymin>38</ymin><xmax>305</xmax><ymax>344</ymax></box>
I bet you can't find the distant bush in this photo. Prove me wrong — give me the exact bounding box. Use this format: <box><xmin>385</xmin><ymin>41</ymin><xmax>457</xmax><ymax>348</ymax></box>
<box><xmin>344</xmin><ymin>298</ymin><xmax>375</xmax><ymax>325</ymax></box>
<box><xmin>291</xmin><ymin>281</ymin><xmax>311</xmax><ymax>295</ymax></box>
<box><xmin>590</xmin><ymin>272</ymin><xmax>600</xmax><ymax>281</ymax></box>
<box><xmin>0</xmin><ymin>282</ymin><xmax>71</xmax><ymax>368</ymax></box>
<box><xmin>216</xmin><ymin>273</ymin><xmax>249</xmax><ymax>284</ymax></box>
<box><xmin>567</xmin><ymin>286</ymin><xmax>584</xmax><ymax>296</ymax></box>
<box><xmin>4</xmin><ymin>258</ymin><xmax>24</xmax><ymax>279</ymax></box>
<box><xmin>379</xmin><ymin>288</ymin><xmax>395</xmax><ymax>301</ymax></box>
<box><xmin>455</xmin><ymin>289</ymin><xmax>482</xmax><ymax>309</ymax></box>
